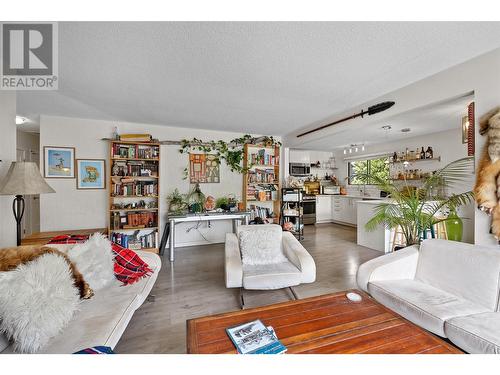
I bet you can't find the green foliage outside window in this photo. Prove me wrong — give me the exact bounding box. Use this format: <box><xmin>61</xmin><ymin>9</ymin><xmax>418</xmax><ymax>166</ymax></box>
<box><xmin>348</xmin><ymin>157</ymin><xmax>389</xmax><ymax>185</ymax></box>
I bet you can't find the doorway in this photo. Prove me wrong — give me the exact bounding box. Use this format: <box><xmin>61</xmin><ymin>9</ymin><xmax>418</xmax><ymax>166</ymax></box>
<box><xmin>16</xmin><ymin>130</ymin><xmax>40</xmax><ymax>238</ymax></box>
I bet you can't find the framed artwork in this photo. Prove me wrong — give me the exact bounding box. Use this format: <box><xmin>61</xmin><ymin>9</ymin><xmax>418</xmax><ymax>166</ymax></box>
<box><xmin>44</xmin><ymin>146</ymin><xmax>75</xmax><ymax>178</ymax></box>
<box><xmin>462</xmin><ymin>115</ymin><xmax>469</xmax><ymax>144</ymax></box>
<box><xmin>189</xmin><ymin>153</ymin><xmax>220</xmax><ymax>183</ymax></box>
<box><xmin>76</xmin><ymin>159</ymin><xmax>106</xmax><ymax>189</ymax></box>
<box><xmin>467</xmin><ymin>102</ymin><xmax>475</xmax><ymax>156</ymax></box>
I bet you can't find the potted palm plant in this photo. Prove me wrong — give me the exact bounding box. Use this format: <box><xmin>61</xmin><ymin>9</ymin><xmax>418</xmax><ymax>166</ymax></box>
<box><xmin>364</xmin><ymin>157</ymin><xmax>474</xmax><ymax>248</ymax></box>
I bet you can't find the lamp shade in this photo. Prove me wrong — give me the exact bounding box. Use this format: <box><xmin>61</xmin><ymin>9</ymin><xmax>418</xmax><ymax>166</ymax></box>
<box><xmin>0</xmin><ymin>162</ymin><xmax>55</xmax><ymax>195</ymax></box>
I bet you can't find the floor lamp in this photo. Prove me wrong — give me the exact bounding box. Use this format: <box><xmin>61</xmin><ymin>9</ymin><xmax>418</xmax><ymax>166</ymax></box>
<box><xmin>0</xmin><ymin>162</ymin><xmax>55</xmax><ymax>246</ymax></box>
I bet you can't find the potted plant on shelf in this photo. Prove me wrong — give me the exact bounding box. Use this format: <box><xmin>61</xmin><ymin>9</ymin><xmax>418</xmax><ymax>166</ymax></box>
<box><xmin>187</xmin><ymin>183</ymin><xmax>206</xmax><ymax>213</ymax></box>
<box><xmin>167</xmin><ymin>188</ymin><xmax>188</xmax><ymax>215</ymax></box>
<box><xmin>363</xmin><ymin>157</ymin><xmax>474</xmax><ymax>248</ymax></box>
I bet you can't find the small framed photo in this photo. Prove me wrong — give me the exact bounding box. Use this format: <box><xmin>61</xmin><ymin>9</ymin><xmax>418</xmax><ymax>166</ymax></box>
<box><xmin>76</xmin><ymin>159</ymin><xmax>106</xmax><ymax>189</ymax></box>
<box><xmin>44</xmin><ymin>146</ymin><xmax>75</xmax><ymax>178</ymax></box>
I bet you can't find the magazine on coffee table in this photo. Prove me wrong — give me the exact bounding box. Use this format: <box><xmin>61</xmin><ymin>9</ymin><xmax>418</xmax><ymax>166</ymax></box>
<box><xmin>226</xmin><ymin>319</ymin><xmax>287</xmax><ymax>354</ymax></box>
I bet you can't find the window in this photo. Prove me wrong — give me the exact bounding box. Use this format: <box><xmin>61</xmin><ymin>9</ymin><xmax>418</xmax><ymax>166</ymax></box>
<box><xmin>348</xmin><ymin>157</ymin><xmax>389</xmax><ymax>185</ymax></box>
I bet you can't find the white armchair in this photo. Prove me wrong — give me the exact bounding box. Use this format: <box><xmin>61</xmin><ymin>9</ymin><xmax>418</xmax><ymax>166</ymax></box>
<box><xmin>225</xmin><ymin>224</ymin><xmax>316</xmax><ymax>307</ymax></box>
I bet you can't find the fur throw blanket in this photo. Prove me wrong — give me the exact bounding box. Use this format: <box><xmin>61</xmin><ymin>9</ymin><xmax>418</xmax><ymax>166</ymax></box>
<box><xmin>0</xmin><ymin>245</ymin><xmax>93</xmax><ymax>299</ymax></box>
<box><xmin>0</xmin><ymin>246</ymin><xmax>95</xmax><ymax>353</ymax></box>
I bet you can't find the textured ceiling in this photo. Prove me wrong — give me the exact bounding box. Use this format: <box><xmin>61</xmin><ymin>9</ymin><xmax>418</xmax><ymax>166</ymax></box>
<box><xmin>17</xmin><ymin>22</ymin><xmax>500</xmax><ymax>138</ymax></box>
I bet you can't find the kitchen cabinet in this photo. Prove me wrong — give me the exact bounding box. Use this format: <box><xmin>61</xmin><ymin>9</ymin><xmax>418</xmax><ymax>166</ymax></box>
<box><xmin>289</xmin><ymin>150</ymin><xmax>310</xmax><ymax>164</ymax></box>
<box><xmin>331</xmin><ymin>196</ymin><xmax>361</xmax><ymax>226</ymax></box>
<box><xmin>331</xmin><ymin>196</ymin><xmax>341</xmax><ymax>221</ymax></box>
<box><xmin>316</xmin><ymin>195</ymin><xmax>332</xmax><ymax>223</ymax></box>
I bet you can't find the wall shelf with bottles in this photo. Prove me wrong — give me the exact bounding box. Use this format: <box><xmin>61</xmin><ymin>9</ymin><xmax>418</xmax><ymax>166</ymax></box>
<box><xmin>389</xmin><ymin>156</ymin><xmax>441</xmax><ymax>165</ymax></box>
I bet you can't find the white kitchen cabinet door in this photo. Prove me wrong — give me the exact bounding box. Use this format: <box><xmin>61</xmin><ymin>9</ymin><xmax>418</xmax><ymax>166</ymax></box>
<box><xmin>289</xmin><ymin>150</ymin><xmax>310</xmax><ymax>164</ymax></box>
<box><xmin>348</xmin><ymin>198</ymin><xmax>363</xmax><ymax>225</ymax></box>
<box><xmin>331</xmin><ymin>196</ymin><xmax>341</xmax><ymax>221</ymax></box>
<box><xmin>316</xmin><ymin>196</ymin><xmax>332</xmax><ymax>223</ymax></box>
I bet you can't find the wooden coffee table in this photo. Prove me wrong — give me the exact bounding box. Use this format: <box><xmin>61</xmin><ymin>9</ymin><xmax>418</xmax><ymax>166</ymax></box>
<box><xmin>187</xmin><ymin>290</ymin><xmax>462</xmax><ymax>354</ymax></box>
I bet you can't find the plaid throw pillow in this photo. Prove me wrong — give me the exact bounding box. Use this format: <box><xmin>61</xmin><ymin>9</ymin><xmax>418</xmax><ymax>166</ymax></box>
<box><xmin>48</xmin><ymin>235</ymin><xmax>153</xmax><ymax>285</ymax></box>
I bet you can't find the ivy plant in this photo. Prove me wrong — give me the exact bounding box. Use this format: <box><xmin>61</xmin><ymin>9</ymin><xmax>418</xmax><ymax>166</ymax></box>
<box><xmin>179</xmin><ymin>135</ymin><xmax>281</xmax><ymax>176</ymax></box>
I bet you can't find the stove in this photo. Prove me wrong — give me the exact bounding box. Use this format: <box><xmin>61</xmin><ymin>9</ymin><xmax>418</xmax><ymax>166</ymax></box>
<box><xmin>302</xmin><ymin>194</ymin><xmax>316</xmax><ymax>224</ymax></box>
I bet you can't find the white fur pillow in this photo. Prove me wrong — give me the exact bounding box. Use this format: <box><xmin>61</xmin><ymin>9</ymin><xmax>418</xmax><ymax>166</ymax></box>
<box><xmin>239</xmin><ymin>227</ymin><xmax>287</xmax><ymax>265</ymax></box>
<box><xmin>67</xmin><ymin>233</ymin><xmax>115</xmax><ymax>290</ymax></box>
<box><xmin>0</xmin><ymin>253</ymin><xmax>80</xmax><ymax>353</ymax></box>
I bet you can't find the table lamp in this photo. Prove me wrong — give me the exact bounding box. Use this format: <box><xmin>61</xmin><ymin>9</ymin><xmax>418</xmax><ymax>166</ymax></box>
<box><xmin>0</xmin><ymin>162</ymin><xmax>55</xmax><ymax>246</ymax></box>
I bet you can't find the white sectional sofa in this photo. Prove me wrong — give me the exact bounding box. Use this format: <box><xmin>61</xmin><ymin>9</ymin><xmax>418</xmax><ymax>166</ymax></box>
<box><xmin>357</xmin><ymin>239</ymin><xmax>500</xmax><ymax>354</ymax></box>
<box><xmin>0</xmin><ymin>250</ymin><xmax>161</xmax><ymax>354</ymax></box>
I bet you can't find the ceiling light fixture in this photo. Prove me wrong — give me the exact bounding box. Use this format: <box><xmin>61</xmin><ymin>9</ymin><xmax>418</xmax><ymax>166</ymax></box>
<box><xmin>401</xmin><ymin>128</ymin><xmax>411</xmax><ymax>133</ymax></box>
<box><xmin>343</xmin><ymin>143</ymin><xmax>365</xmax><ymax>155</ymax></box>
<box><xmin>381</xmin><ymin>125</ymin><xmax>392</xmax><ymax>131</ymax></box>
<box><xmin>15</xmin><ymin>116</ymin><xmax>27</xmax><ymax>125</ymax></box>
<box><xmin>297</xmin><ymin>101</ymin><xmax>396</xmax><ymax>138</ymax></box>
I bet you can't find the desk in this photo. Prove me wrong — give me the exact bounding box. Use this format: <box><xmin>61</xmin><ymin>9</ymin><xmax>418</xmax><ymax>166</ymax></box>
<box><xmin>164</xmin><ymin>212</ymin><xmax>250</xmax><ymax>262</ymax></box>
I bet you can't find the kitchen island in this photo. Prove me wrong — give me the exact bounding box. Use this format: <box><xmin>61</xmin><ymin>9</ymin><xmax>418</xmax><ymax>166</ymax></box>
<box><xmin>356</xmin><ymin>199</ymin><xmax>392</xmax><ymax>253</ymax></box>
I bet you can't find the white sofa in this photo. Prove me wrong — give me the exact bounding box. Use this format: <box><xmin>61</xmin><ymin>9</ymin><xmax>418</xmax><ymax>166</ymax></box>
<box><xmin>357</xmin><ymin>239</ymin><xmax>500</xmax><ymax>354</ymax></box>
<box><xmin>225</xmin><ymin>225</ymin><xmax>316</xmax><ymax>290</ymax></box>
<box><xmin>0</xmin><ymin>249</ymin><xmax>161</xmax><ymax>354</ymax></box>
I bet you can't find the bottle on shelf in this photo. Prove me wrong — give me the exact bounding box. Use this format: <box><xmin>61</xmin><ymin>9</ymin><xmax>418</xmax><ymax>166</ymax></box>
<box><xmin>426</xmin><ymin>146</ymin><xmax>434</xmax><ymax>159</ymax></box>
<box><xmin>415</xmin><ymin>147</ymin><xmax>420</xmax><ymax>160</ymax></box>
<box><xmin>392</xmin><ymin>151</ymin><xmax>398</xmax><ymax>163</ymax></box>
<box><xmin>420</xmin><ymin>147</ymin><xmax>426</xmax><ymax>160</ymax></box>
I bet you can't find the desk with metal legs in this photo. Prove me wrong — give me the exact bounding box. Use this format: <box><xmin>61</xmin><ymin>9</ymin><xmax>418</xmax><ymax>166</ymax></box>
<box><xmin>166</xmin><ymin>212</ymin><xmax>250</xmax><ymax>262</ymax></box>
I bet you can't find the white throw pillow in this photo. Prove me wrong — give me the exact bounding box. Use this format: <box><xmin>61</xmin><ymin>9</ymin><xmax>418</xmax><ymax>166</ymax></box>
<box><xmin>239</xmin><ymin>228</ymin><xmax>287</xmax><ymax>265</ymax></box>
<box><xmin>67</xmin><ymin>233</ymin><xmax>115</xmax><ymax>291</ymax></box>
<box><xmin>0</xmin><ymin>253</ymin><xmax>80</xmax><ymax>353</ymax></box>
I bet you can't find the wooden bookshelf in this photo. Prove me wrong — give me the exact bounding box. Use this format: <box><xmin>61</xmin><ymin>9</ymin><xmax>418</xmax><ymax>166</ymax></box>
<box><xmin>108</xmin><ymin>140</ymin><xmax>160</xmax><ymax>253</ymax></box>
<box><xmin>242</xmin><ymin>144</ymin><xmax>281</xmax><ymax>223</ymax></box>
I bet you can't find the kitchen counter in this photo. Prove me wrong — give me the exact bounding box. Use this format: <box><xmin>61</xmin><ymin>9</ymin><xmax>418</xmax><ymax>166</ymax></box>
<box><xmin>357</xmin><ymin>200</ymin><xmax>392</xmax><ymax>253</ymax></box>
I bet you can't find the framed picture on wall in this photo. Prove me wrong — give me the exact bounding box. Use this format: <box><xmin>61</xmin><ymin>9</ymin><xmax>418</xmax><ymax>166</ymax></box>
<box><xmin>76</xmin><ymin>159</ymin><xmax>106</xmax><ymax>189</ymax></box>
<box><xmin>44</xmin><ymin>146</ymin><xmax>76</xmax><ymax>178</ymax></box>
<box><xmin>462</xmin><ymin>115</ymin><xmax>469</xmax><ymax>144</ymax></box>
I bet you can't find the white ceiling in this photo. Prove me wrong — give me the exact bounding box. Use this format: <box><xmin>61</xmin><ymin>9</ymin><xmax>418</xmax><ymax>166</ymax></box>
<box><xmin>17</xmin><ymin>22</ymin><xmax>500</xmax><ymax>138</ymax></box>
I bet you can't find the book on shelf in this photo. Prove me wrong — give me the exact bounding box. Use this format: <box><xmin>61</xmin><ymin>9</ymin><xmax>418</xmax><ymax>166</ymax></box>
<box><xmin>112</xmin><ymin>160</ymin><xmax>158</xmax><ymax>177</ymax></box>
<box><xmin>119</xmin><ymin>133</ymin><xmax>152</xmax><ymax>142</ymax></box>
<box><xmin>111</xmin><ymin>211</ymin><xmax>157</xmax><ymax>230</ymax></box>
<box><xmin>112</xmin><ymin>143</ymin><xmax>159</xmax><ymax>159</ymax></box>
<box><xmin>110</xmin><ymin>229</ymin><xmax>158</xmax><ymax>249</ymax></box>
<box><xmin>247</xmin><ymin>168</ymin><xmax>276</xmax><ymax>183</ymax></box>
<box><xmin>249</xmin><ymin>205</ymin><xmax>273</xmax><ymax>221</ymax></box>
<box><xmin>249</xmin><ymin>149</ymin><xmax>279</xmax><ymax>166</ymax></box>
<box><xmin>112</xmin><ymin>180</ymin><xmax>158</xmax><ymax>196</ymax></box>
<box><xmin>226</xmin><ymin>319</ymin><xmax>287</xmax><ymax>354</ymax></box>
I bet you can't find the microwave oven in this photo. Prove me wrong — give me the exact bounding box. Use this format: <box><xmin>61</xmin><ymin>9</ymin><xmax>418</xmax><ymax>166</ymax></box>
<box><xmin>323</xmin><ymin>185</ymin><xmax>341</xmax><ymax>195</ymax></box>
<box><xmin>289</xmin><ymin>163</ymin><xmax>311</xmax><ymax>176</ymax></box>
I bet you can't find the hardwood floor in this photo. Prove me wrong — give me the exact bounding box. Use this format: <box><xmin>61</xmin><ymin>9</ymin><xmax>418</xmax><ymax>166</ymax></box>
<box><xmin>114</xmin><ymin>223</ymin><xmax>381</xmax><ymax>353</ymax></box>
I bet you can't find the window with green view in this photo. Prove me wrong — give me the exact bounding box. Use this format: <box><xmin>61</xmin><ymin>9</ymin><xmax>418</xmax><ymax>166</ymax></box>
<box><xmin>348</xmin><ymin>157</ymin><xmax>389</xmax><ymax>185</ymax></box>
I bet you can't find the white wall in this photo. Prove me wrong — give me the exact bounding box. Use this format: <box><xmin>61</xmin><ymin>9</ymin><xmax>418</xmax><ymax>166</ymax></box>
<box><xmin>39</xmin><ymin>115</ymin><xmax>280</xmax><ymax>248</ymax></box>
<box><xmin>0</xmin><ymin>91</ymin><xmax>17</xmax><ymax>248</ymax></box>
<box><xmin>285</xmin><ymin>48</ymin><xmax>500</xmax><ymax>246</ymax></box>
<box><xmin>333</xmin><ymin>128</ymin><xmax>474</xmax><ymax>243</ymax></box>
<box><xmin>17</xmin><ymin>130</ymin><xmax>40</xmax><ymax>161</ymax></box>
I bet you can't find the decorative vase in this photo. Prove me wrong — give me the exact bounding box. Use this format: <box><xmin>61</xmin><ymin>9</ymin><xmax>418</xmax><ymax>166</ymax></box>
<box><xmin>445</xmin><ymin>210</ymin><xmax>463</xmax><ymax>242</ymax></box>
